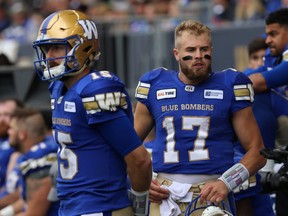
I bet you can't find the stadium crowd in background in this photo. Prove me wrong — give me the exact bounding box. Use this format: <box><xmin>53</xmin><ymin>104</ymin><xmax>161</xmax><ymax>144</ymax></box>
<box><xmin>0</xmin><ymin>0</ymin><xmax>287</xmax><ymax>65</ymax></box>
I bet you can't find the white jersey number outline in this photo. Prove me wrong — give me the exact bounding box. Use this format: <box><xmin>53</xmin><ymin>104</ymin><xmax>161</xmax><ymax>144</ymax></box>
<box><xmin>163</xmin><ymin>116</ymin><xmax>209</xmax><ymax>163</ymax></box>
<box><xmin>53</xmin><ymin>130</ymin><xmax>78</xmax><ymax>179</ymax></box>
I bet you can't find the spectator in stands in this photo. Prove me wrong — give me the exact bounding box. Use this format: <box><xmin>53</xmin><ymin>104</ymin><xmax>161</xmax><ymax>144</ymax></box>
<box><xmin>0</xmin><ymin>3</ymin><xmax>11</xmax><ymax>33</ymax></box>
<box><xmin>262</xmin><ymin>0</ymin><xmax>282</xmax><ymax>15</ymax></box>
<box><xmin>129</xmin><ymin>0</ymin><xmax>155</xmax><ymax>32</ymax></box>
<box><xmin>211</xmin><ymin>0</ymin><xmax>235</xmax><ymax>25</ymax></box>
<box><xmin>1</xmin><ymin>2</ymin><xmax>32</xmax><ymax>43</ymax></box>
<box><xmin>234</xmin><ymin>0</ymin><xmax>265</xmax><ymax>22</ymax></box>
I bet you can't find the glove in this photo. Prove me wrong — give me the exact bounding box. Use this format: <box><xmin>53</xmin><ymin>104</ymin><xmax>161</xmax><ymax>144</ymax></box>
<box><xmin>128</xmin><ymin>189</ymin><xmax>149</xmax><ymax>216</ymax></box>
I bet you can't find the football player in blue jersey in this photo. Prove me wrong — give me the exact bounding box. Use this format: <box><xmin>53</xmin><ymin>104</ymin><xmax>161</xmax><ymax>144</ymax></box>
<box><xmin>233</xmin><ymin>36</ymin><xmax>281</xmax><ymax>216</ymax></box>
<box><xmin>0</xmin><ymin>102</ymin><xmax>15</xmax><ymax>190</ymax></box>
<box><xmin>134</xmin><ymin>20</ymin><xmax>266</xmax><ymax>215</ymax></box>
<box><xmin>32</xmin><ymin>10</ymin><xmax>152</xmax><ymax>216</ymax></box>
<box><xmin>248</xmin><ymin>8</ymin><xmax>288</xmax><ymax>92</ymax></box>
<box><xmin>244</xmin><ymin>8</ymin><xmax>288</xmax><ymax>216</ymax></box>
<box><xmin>0</xmin><ymin>99</ymin><xmax>24</xmax><ymax>191</ymax></box>
<box><xmin>0</xmin><ymin>108</ymin><xmax>58</xmax><ymax>215</ymax></box>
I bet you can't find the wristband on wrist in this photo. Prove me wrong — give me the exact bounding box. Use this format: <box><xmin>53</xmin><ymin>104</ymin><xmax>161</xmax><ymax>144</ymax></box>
<box><xmin>218</xmin><ymin>163</ymin><xmax>249</xmax><ymax>192</ymax></box>
<box><xmin>128</xmin><ymin>189</ymin><xmax>149</xmax><ymax>216</ymax></box>
<box><xmin>0</xmin><ymin>205</ymin><xmax>14</xmax><ymax>216</ymax></box>
<box><xmin>131</xmin><ymin>189</ymin><xmax>149</xmax><ymax>196</ymax></box>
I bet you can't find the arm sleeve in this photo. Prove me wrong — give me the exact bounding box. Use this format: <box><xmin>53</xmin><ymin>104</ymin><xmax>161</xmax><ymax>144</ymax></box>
<box><xmin>244</xmin><ymin>65</ymin><xmax>267</xmax><ymax>76</ymax></box>
<box><xmin>93</xmin><ymin>116</ymin><xmax>142</xmax><ymax>157</ymax></box>
<box><xmin>262</xmin><ymin>61</ymin><xmax>288</xmax><ymax>88</ymax></box>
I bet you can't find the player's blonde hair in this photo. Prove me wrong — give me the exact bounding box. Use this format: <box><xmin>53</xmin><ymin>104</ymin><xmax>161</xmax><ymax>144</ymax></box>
<box><xmin>174</xmin><ymin>20</ymin><xmax>212</xmax><ymax>48</ymax></box>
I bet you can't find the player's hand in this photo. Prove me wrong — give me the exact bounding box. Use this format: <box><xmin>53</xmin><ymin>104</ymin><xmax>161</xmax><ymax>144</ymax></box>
<box><xmin>200</xmin><ymin>180</ymin><xmax>229</xmax><ymax>203</ymax></box>
<box><xmin>149</xmin><ymin>179</ymin><xmax>169</xmax><ymax>203</ymax></box>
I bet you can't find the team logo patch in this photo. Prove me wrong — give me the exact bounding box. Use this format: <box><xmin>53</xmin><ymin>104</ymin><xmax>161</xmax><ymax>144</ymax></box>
<box><xmin>204</xmin><ymin>90</ymin><xmax>223</xmax><ymax>99</ymax></box>
<box><xmin>156</xmin><ymin>89</ymin><xmax>176</xmax><ymax>100</ymax></box>
<box><xmin>64</xmin><ymin>101</ymin><xmax>76</xmax><ymax>113</ymax></box>
<box><xmin>57</xmin><ymin>96</ymin><xmax>63</xmax><ymax>104</ymax></box>
<box><xmin>185</xmin><ymin>85</ymin><xmax>195</xmax><ymax>92</ymax></box>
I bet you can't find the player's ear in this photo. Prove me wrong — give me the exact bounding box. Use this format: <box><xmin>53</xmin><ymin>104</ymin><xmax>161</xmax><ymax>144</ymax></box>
<box><xmin>173</xmin><ymin>48</ymin><xmax>180</xmax><ymax>61</ymax></box>
<box><xmin>19</xmin><ymin>129</ymin><xmax>27</xmax><ymax>141</ymax></box>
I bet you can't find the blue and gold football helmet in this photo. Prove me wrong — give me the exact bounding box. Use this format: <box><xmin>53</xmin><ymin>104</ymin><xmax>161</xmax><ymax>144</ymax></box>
<box><xmin>184</xmin><ymin>195</ymin><xmax>234</xmax><ymax>216</ymax></box>
<box><xmin>33</xmin><ymin>10</ymin><xmax>100</xmax><ymax>81</ymax></box>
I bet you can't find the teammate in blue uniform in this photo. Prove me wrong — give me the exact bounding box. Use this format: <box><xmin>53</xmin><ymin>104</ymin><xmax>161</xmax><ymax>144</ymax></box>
<box><xmin>0</xmin><ymin>138</ymin><xmax>14</xmax><ymax>189</ymax></box>
<box><xmin>134</xmin><ymin>20</ymin><xmax>266</xmax><ymax>215</ymax></box>
<box><xmin>32</xmin><ymin>10</ymin><xmax>152</xmax><ymax>216</ymax></box>
<box><xmin>0</xmin><ymin>108</ymin><xmax>58</xmax><ymax>215</ymax></box>
<box><xmin>0</xmin><ymin>99</ymin><xmax>24</xmax><ymax>190</ymax></box>
<box><xmin>245</xmin><ymin>9</ymin><xmax>288</xmax><ymax>216</ymax></box>
<box><xmin>248</xmin><ymin>8</ymin><xmax>288</xmax><ymax>92</ymax></box>
<box><xmin>0</xmin><ymin>99</ymin><xmax>24</xmax><ymax>212</ymax></box>
<box><xmin>233</xmin><ymin>36</ymin><xmax>288</xmax><ymax>216</ymax></box>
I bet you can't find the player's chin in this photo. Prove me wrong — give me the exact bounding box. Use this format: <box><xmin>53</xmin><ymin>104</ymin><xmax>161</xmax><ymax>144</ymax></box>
<box><xmin>269</xmin><ymin>48</ymin><xmax>277</xmax><ymax>55</ymax></box>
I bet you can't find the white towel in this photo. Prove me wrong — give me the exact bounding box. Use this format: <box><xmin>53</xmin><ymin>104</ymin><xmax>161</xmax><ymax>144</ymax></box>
<box><xmin>160</xmin><ymin>181</ymin><xmax>193</xmax><ymax>216</ymax></box>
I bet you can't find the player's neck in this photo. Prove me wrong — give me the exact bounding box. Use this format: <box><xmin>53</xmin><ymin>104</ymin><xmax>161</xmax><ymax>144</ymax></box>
<box><xmin>62</xmin><ymin>69</ymin><xmax>89</xmax><ymax>89</ymax></box>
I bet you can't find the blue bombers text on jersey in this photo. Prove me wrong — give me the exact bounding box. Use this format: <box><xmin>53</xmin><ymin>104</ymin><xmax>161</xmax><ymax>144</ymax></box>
<box><xmin>135</xmin><ymin>67</ymin><xmax>254</xmax><ymax>174</ymax></box>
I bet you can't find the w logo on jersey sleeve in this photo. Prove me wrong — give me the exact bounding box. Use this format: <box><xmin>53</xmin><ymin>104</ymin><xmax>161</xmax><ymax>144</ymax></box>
<box><xmin>82</xmin><ymin>92</ymin><xmax>128</xmax><ymax>114</ymax></box>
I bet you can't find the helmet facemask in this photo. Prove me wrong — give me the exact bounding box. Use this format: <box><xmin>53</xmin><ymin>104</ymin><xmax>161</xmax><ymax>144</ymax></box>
<box><xmin>33</xmin><ymin>35</ymin><xmax>83</xmax><ymax>81</ymax></box>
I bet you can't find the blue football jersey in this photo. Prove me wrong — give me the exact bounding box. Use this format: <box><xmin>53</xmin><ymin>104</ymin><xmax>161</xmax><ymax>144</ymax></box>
<box><xmin>49</xmin><ymin>70</ymin><xmax>137</xmax><ymax>215</ymax></box>
<box><xmin>262</xmin><ymin>45</ymin><xmax>288</xmax><ymax>90</ymax></box>
<box><xmin>18</xmin><ymin>139</ymin><xmax>58</xmax><ymax>216</ymax></box>
<box><xmin>0</xmin><ymin>138</ymin><xmax>15</xmax><ymax>188</ymax></box>
<box><xmin>264</xmin><ymin>48</ymin><xmax>278</xmax><ymax>70</ymax></box>
<box><xmin>234</xmin><ymin>70</ymin><xmax>288</xmax><ymax>216</ymax></box>
<box><xmin>135</xmin><ymin>67</ymin><xmax>253</xmax><ymax>175</ymax></box>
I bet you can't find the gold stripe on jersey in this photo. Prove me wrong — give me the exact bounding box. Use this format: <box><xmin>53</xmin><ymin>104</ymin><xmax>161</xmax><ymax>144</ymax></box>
<box><xmin>135</xmin><ymin>81</ymin><xmax>150</xmax><ymax>99</ymax></box>
<box><xmin>283</xmin><ymin>50</ymin><xmax>288</xmax><ymax>61</ymax></box>
<box><xmin>83</xmin><ymin>97</ymin><xmax>106</xmax><ymax>114</ymax></box>
<box><xmin>83</xmin><ymin>101</ymin><xmax>99</xmax><ymax>110</ymax></box>
<box><xmin>234</xmin><ymin>88</ymin><xmax>249</xmax><ymax>97</ymax></box>
<box><xmin>82</xmin><ymin>97</ymin><xmax>100</xmax><ymax>113</ymax></box>
<box><xmin>120</xmin><ymin>96</ymin><xmax>128</xmax><ymax>108</ymax></box>
<box><xmin>234</xmin><ymin>84</ymin><xmax>254</xmax><ymax>102</ymax></box>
